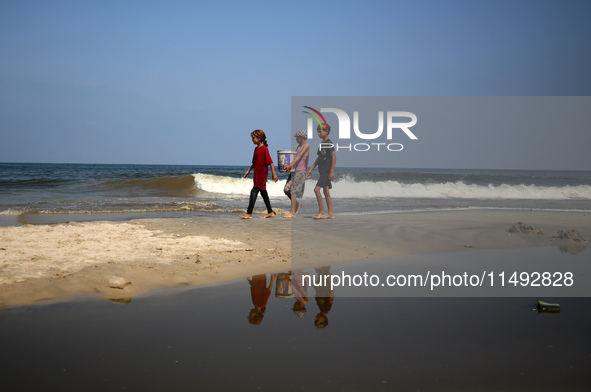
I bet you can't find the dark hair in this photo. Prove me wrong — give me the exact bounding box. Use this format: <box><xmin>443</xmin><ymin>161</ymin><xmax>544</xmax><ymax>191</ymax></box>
<box><xmin>314</xmin><ymin>312</ymin><xmax>329</xmax><ymax>328</ymax></box>
<box><xmin>317</xmin><ymin>123</ymin><xmax>331</xmax><ymax>135</ymax></box>
<box><xmin>251</xmin><ymin>129</ymin><xmax>268</xmax><ymax>147</ymax></box>
<box><xmin>247</xmin><ymin>308</ymin><xmax>265</xmax><ymax>325</ymax></box>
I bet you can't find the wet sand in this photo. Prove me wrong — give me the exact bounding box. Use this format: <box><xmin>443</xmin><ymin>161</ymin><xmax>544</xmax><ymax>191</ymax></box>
<box><xmin>1</xmin><ymin>284</ymin><xmax>590</xmax><ymax>391</ymax></box>
<box><xmin>1</xmin><ymin>209</ymin><xmax>589</xmax><ymax>307</ymax></box>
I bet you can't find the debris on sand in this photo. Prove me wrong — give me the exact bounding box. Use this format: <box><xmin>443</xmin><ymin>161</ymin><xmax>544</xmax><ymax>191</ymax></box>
<box><xmin>558</xmin><ymin>245</ymin><xmax>586</xmax><ymax>255</ymax></box>
<box><xmin>508</xmin><ymin>222</ymin><xmax>543</xmax><ymax>234</ymax></box>
<box><xmin>552</xmin><ymin>229</ymin><xmax>587</xmax><ymax>242</ymax></box>
<box><xmin>107</xmin><ymin>276</ymin><xmax>132</xmax><ymax>289</ymax></box>
<box><xmin>536</xmin><ymin>300</ymin><xmax>560</xmax><ymax>314</ymax></box>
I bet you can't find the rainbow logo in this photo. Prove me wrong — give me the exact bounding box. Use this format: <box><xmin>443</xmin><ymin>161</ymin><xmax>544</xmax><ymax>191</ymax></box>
<box><xmin>302</xmin><ymin>106</ymin><xmax>329</xmax><ymax>131</ymax></box>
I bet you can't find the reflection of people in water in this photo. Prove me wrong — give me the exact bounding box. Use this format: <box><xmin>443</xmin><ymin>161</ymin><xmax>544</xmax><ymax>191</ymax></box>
<box><xmin>291</xmin><ymin>270</ymin><xmax>309</xmax><ymax>318</ymax></box>
<box><xmin>246</xmin><ymin>274</ymin><xmax>276</xmax><ymax>325</ymax></box>
<box><xmin>312</xmin><ymin>267</ymin><xmax>334</xmax><ymax>328</ymax></box>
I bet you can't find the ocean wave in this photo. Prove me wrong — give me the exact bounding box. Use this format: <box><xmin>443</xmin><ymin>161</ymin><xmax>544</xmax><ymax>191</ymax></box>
<box><xmin>192</xmin><ymin>173</ymin><xmax>591</xmax><ymax>200</ymax></box>
<box><xmin>330</xmin><ymin>179</ymin><xmax>591</xmax><ymax>199</ymax></box>
<box><xmin>0</xmin><ymin>208</ymin><xmax>23</xmax><ymax>216</ymax></box>
<box><xmin>192</xmin><ymin>173</ymin><xmax>288</xmax><ymax>197</ymax></box>
<box><xmin>99</xmin><ymin>175</ymin><xmax>199</xmax><ymax>196</ymax></box>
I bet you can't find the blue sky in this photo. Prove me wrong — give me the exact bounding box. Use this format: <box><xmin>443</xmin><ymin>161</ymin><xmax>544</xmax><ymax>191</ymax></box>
<box><xmin>1</xmin><ymin>0</ymin><xmax>590</xmax><ymax>169</ymax></box>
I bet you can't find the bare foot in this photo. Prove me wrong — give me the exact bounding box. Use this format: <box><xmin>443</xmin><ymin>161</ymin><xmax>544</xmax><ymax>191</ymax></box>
<box><xmin>295</xmin><ymin>202</ymin><xmax>302</xmax><ymax>215</ymax></box>
<box><xmin>321</xmin><ymin>214</ymin><xmax>335</xmax><ymax>219</ymax></box>
<box><xmin>284</xmin><ymin>213</ymin><xmax>294</xmax><ymax>218</ymax></box>
<box><xmin>240</xmin><ymin>214</ymin><xmax>252</xmax><ymax>219</ymax></box>
<box><xmin>261</xmin><ymin>212</ymin><xmax>276</xmax><ymax>219</ymax></box>
<box><xmin>313</xmin><ymin>213</ymin><xmax>327</xmax><ymax>219</ymax></box>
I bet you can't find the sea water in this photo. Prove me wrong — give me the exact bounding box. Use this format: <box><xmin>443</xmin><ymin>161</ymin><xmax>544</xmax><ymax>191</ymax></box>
<box><xmin>1</xmin><ymin>163</ymin><xmax>590</xmax><ymax>225</ymax></box>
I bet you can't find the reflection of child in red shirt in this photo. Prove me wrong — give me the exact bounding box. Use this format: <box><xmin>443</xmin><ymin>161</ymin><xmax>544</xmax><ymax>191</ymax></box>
<box><xmin>247</xmin><ymin>274</ymin><xmax>276</xmax><ymax>325</ymax></box>
<box><xmin>240</xmin><ymin>129</ymin><xmax>278</xmax><ymax>219</ymax></box>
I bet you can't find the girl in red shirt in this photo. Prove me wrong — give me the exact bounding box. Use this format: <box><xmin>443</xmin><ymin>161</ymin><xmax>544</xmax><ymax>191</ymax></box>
<box><xmin>240</xmin><ymin>130</ymin><xmax>278</xmax><ymax>219</ymax></box>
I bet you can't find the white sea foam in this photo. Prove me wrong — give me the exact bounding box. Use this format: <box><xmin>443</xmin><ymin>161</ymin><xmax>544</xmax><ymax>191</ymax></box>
<box><xmin>330</xmin><ymin>180</ymin><xmax>591</xmax><ymax>199</ymax></box>
<box><xmin>192</xmin><ymin>173</ymin><xmax>288</xmax><ymax>197</ymax></box>
<box><xmin>192</xmin><ymin>174</ymin><xmax>591</xmax><ymax>200</ymax></box>
<box><xmin>0</xmin><ymin>208</ymin><xmax>23</xmax><ymax>216</ymax></box>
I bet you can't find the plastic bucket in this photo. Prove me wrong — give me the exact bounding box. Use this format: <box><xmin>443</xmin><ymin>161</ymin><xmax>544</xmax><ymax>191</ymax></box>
<box><xmin>277</xmin><ymin>150</ymin><xmax>296</xmax><ymax>173</ymax></box>
<box><xmin>275</xmin><ymin>273</ymin><xmax>294</xmax><ymax>298</ymax></box>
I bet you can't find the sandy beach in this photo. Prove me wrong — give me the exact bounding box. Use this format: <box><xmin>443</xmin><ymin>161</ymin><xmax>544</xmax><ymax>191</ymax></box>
<box><xmin>0</xmin><ymin>209</ymin><xmax>589</xmax><ymax>308</ymax></box>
